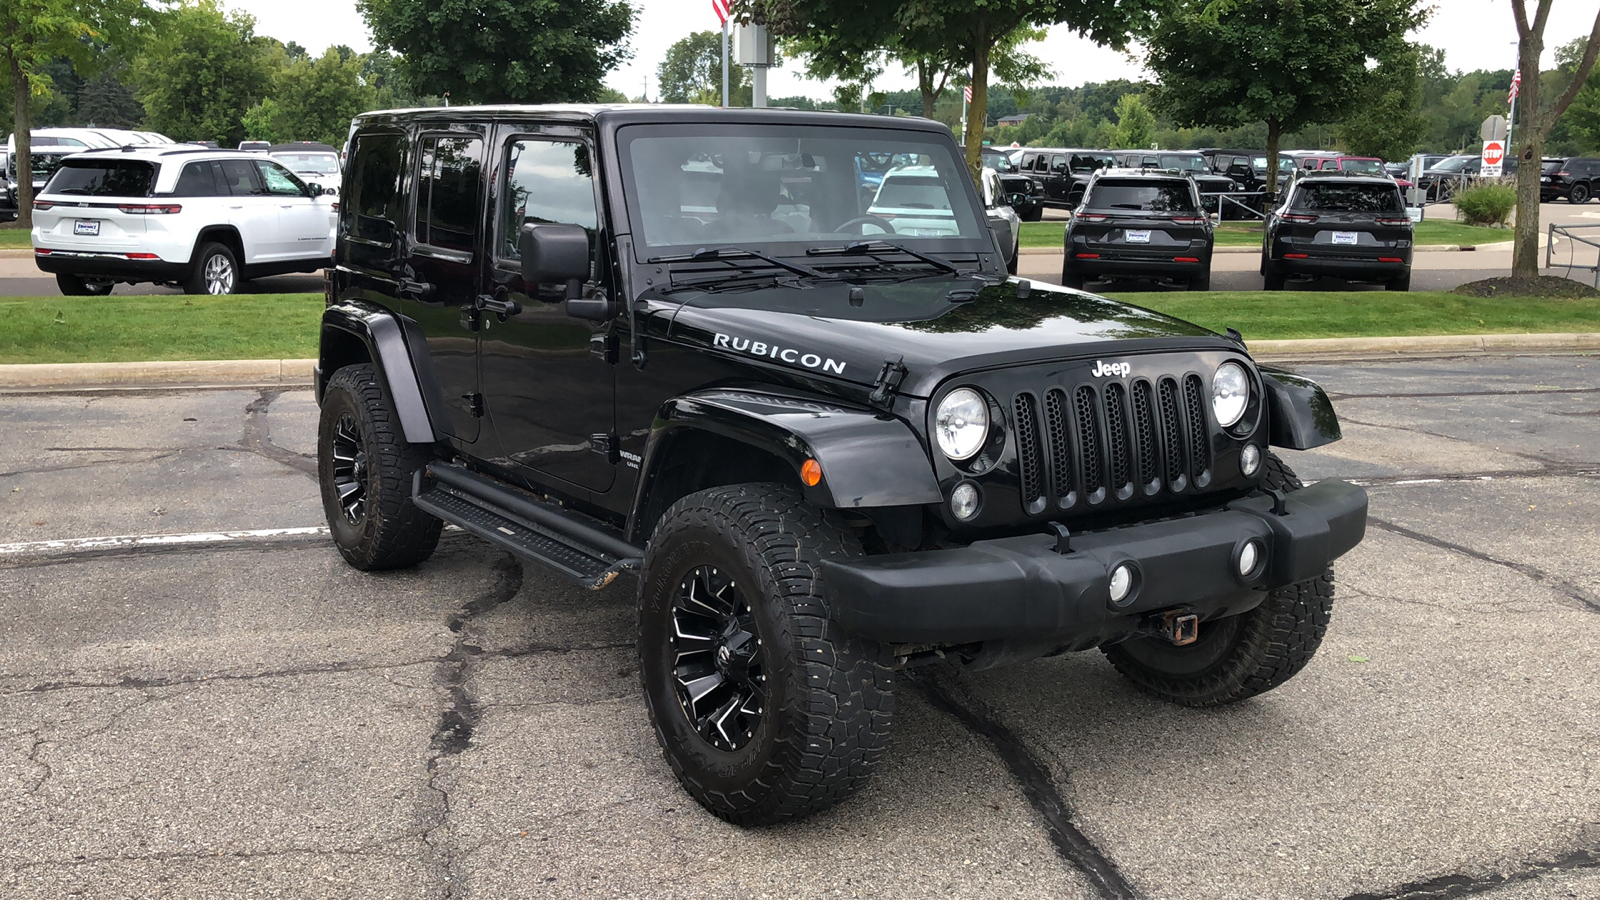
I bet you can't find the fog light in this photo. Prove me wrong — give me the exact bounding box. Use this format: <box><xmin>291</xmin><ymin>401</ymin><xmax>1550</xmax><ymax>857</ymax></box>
<box><xmin>1241</xmin><ymin>444</ymin><xmax>1262</xmax><ymax>476</ymax></box>
<box><xmin>1238</xmin><ymin>540</ymin><xmax>1262</xmax><ymax>577</ymax></box>
<box><xmin>1108</xmin><ymin>563</ymin><xmax>1135</xmax><ymax>605</ymax></box>
<box><xmin>950</xmin><ymin>482</ymin><xmax>980</xmax><ymax>521</ymax></box>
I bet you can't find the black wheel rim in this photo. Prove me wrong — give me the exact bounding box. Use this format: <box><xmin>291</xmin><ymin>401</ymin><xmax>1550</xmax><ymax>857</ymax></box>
<box><xmin>669</xmin><ymin>565</ymin><xmax>765</xmax><ymax>751</ymax></box>
<box><xmin>330</xmin><ymin>412</ymin><xmax>368</xmax><ymax>524</ymax></box>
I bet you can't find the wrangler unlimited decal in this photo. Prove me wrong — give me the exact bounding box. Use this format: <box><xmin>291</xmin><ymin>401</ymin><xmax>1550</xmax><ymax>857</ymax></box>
<box><xmin>713</xmin><ymin>333</ymin><xmax>847</xmax><ymax>375</ymax></box>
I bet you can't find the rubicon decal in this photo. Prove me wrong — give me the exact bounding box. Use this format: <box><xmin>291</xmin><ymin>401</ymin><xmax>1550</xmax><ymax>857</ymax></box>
<box><xmin>713</xmin><ymin>333</ymin><xmax>847</xmax><ymax>375</ymax></box>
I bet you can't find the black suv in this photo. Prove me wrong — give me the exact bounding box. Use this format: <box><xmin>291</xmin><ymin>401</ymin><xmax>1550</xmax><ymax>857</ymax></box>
<box><xmin>1061</xmin><ymin>169</ymin><xmax>1214</xmax><ymax>291</ymax></box>
<box><xmin>1012</xmin><ymin>147</ymin><xmax>1114</xmax><ymax>207</ymax></box>
<box><xmin>1263</xmin><ymin>172</ymin><xmax>1413</xmax><ymax>291</ymax></box>
<box><xmin>1114</xmin><ymin>150</ymin><xmax>1238</xmax><ymax>217</ymax></box>
<box><xmin>317</xmin><ymin>105</ymin><xmax>1366</xmax><ymax>826</ymax></box>
<box><xmin>1541</xmin><ymin>157</ymin><xmax>1600</xmax><ymax>203</ymax></box>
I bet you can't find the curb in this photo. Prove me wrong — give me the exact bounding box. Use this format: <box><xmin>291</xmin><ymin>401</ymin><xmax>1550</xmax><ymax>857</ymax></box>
<box><xmin>1</xmin><ymin>336</ymin><xmax>1596</xmax><ymax>389</ymax></box>
<box><xmin>0</xmin><ymin>358</ymin><xmax>316</xmax><ymax>389</ymax></box>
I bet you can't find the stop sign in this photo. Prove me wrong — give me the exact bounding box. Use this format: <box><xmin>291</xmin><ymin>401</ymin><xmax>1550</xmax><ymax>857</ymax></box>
<box><xmin>1483</xmin><ymin>141</ymin><xmax>1505</xmax><ymax>165</ymax></box>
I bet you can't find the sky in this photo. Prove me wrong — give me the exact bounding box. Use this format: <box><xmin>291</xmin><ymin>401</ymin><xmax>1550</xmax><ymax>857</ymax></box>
<box><xmin>235</xmin><ymin>0</ymin><xmax>1600</xmax><ymax>102</ymax></box>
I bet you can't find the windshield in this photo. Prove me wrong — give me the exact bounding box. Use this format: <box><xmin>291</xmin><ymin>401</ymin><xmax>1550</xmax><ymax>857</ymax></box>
<box><xmin>1292</xmin><ymin>183</ymin><xmax>1401</xmax><ymax>213</ymax></box>
<box><xmin>271</xmin><ymin>152</ymin><xmax>339</xmax><ymax>176</ymax></box>
<box><xmin>12</xmin><ymin>153</ymin><xmax>76</xmax><ymax>184</ymax></box>
<box><xmin>1085</xmin><ymin>180</ymin><xmax>1197</xmax><ymax>213</ymax></box>
<box><xmin>619</xmin><ymin>124</ymin><xmax>987</xmax><ymax>250</ymax></box>
<box><xmin>1434</xmin><ymin>156</ymin><xmax>1475</xmax><ymax>172</ymax></box>
<box><xmin>1159</xmin><ymin>155</ymin><xmax>1207</xmax><ymax>172</ymax></box>
<box><xmin>1339</xmin><ymin>158</ymin><xmax>1384</xmax><ymax>174</ymax></box>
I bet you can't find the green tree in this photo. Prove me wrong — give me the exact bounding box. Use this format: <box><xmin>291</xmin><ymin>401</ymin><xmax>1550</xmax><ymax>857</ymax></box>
<box><xmin>1338</xmin><ymin>44</ymin><xmax>1426</xmax><ymax>160</ymax></box>
<box><xmin>1510</xmin><ymin>2</ymin><xmax>1600</xmax><ymax>276</ymax></box>
<box><xmin>1146</xmin><ymin>0</ymin><xmax>1428</xmax><ymax>201</ymax></box>
<box><xmin>77</xmin><ymin>58</ymin><xmax>144</xmax><ymax>128</ymax></box>
<box><xmin>1109</xmin><ymin>93</ymin><xmax>1155</xmax><ymax>148</ymax></box>
<box><xmin>1561</xmin><ymin>39</ymin><xmax>1600</xmax><ymax>152</ymax></box>
<box><xmin>133</xmin><ymin>0</ymin><xmax>276</xmax><ymax>146</ymax></box>
<box><xmin>1</xmin><ymin>0</ymin><xmax>155</xmax><ymax>228</ymax></box>
<box><xmin>273</xmin><ymin>49</ymin><xmax>377</xmax><ymax>145</ymax></box>
<box><xmin>359</xmin><ymin>0</ymin><xmax>634</xmax><ymax>104</ymax></box>
<box><xmin>241</xmin><ymin>97</ymin><xmax>281</xmax><ymax>141</ymax></box>
<box><xmin>657</xmin><ymin>30</ymin><xmax>750</xmax><ymax>106</ymax></box>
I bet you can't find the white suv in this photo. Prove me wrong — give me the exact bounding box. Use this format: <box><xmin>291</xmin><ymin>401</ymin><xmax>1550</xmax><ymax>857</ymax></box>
<box><xmin>31</xmin><ymin>147</ymin><xmax>337</xmax><ymax>296</ymax></box>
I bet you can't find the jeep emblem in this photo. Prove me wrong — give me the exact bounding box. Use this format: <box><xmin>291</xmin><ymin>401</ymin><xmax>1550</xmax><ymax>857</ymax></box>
<box><xmin>1091</xmin><ymin>360</ymin><xmax>1130</xmax><ymax>378</ymax></box>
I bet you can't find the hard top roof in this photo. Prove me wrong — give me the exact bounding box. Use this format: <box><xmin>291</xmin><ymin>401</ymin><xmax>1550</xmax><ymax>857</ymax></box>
<box><xmin>55</xmin><ymin>146</ymin><xmax>283</xmax><ymax>162</ymax></box>
<box><xmin>1291</xmin><ymin>170</ymin><xmax>1400</xmax><ymax>183</ymax></box>
<box><xmin>268</xmin><ymin>142</ymin><xmax>339</xmax><ymax>153</ymax></box>
<box><xmin>350</xmin><ymin>103</ymin><xmax>955</xmax><ymax>136</ymax></box>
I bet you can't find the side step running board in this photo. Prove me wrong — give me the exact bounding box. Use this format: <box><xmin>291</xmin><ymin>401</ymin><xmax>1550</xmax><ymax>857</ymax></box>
<box><xmin>413</xmin><ymin>462</ymin><xmax>642</xmax><ymax>590</ymax></box>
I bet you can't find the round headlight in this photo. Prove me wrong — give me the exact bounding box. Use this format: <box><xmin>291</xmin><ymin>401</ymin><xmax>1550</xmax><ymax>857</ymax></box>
<box><xmin>935</xmin><ymin>388</ymin><xmax>989</xmax><ymax>461</ymax></box>
<box><xmin>1212</xmin><ymin>362</ymin><xmax>1249</xmax><ymax>428</ymax></box>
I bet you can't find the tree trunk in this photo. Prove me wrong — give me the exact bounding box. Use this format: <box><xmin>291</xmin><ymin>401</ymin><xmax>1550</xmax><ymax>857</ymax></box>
<box><xmin>918</xmin><ymin>59</ymin><xmax>935</xmax><ymax>120</ymax></box>
<box><xmin>1512</xmin><ymin>36</ymin><xmax>1545</xmax><ymax>277</ymax></box>
<box><xmin>12</xmin><ymin>55</ymin><xmax>31</xmax><ymax>232</ymax></box>
<box><xmin>1264</xmin><ymin>117</ymin><xmax>1281</xmax><ymax>209</ymax></box>
<box><xmin>964</xmin><ymin>21</ymin><xmax>990</xmax><ymax>181</ymax></box>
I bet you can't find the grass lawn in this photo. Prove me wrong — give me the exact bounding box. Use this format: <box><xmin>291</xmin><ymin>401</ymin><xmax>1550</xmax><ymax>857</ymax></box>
<box><xmin>1101</xmin><ymin>290</ymin><xmax>1600</xmax><ymax>341</ymax></box>
<box><xmin>0</xmin><ymin>293</ymin><xmax>322</xmax><ymax>364</ymax></box>
<box><xmin>0</xmin><ymin>224</ymin><xmax>31</xmax><ymax>249</ymax></box>
<box><xmin>1019</xmin><ymin>219</ymin><xmax>1511</xmax><ymax>250</ymax></box>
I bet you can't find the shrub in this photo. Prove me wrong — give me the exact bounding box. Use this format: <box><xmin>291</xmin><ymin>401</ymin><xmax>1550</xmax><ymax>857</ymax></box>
<box><xmin>1452</xmin><ymin>179</ymin><xmax>1516</xmax><ymax>226</ymax></box>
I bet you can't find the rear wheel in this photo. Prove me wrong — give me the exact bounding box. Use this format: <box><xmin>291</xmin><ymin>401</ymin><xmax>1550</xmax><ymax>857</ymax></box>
<box><xmin>1102</xmin><ymin>453</ymin><xmax>1334</xmax><ymax>707</ymax></box>
<box><xmin>1570</xmin><ymin>183</ymin><xmax>1591</xmax><ymax>204</ymax></box>
<box><xmin>185</xmin><ymin>242</ymin><xmax>239</xmax><ymax>295</ymax></box>
<box><xmin>56</xmin><ymin>273</ymin><xmax>114</xmax><ymax>296</ymax></box>
<box><xmin>1060</xmin><ymin>265</ymin><xmax>1085</xmax><ymax>290</ymax></box>
<box><xmin>1189</xmin><ymin>270</ymin><xmax>1211</xmax><ymax>292</ymax></box>
<box><xmin>1387</xmin><ymin>272</ymin><xmax>1412</xmax><ymax>292</ymax></box>
<box><xmin>1263</xmin><ymin>269</ymin><xmax>1287</xmax><ymax>291</ymax></box>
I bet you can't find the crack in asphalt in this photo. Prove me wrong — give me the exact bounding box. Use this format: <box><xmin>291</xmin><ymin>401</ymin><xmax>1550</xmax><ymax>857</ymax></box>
<box><xmin>0</xmin><ymin>451</ymin><xmax>182</xmax><ymax>479</ymax></box>
<box><xmin>2</xmin><ymin>839</ymin><xmax>425</xmax><ymax>870</ymax></box>
<box><xmin>1326</xmin><ymin>386</ymin><xmax>1600</xmax><ymax>401</ymax></box>
<box><xmin>1351</xmin><ymin>466</ymin><xmax>1600</xmax><ymax>487</ymax></box>
<box><xmin>911</xmin><ymin>668</ymin><xmax>1142</xmax><ymax>900</ymax></box>
<box><xmin>422</xmin><ymin>554</ymin><xmax>524</xmax><ymax>900</ymax></box>
<box><xmin>239</xmin><ymin>389</ymin><xmax>317</xmax><ymax>479</ymax></box>
<box><xmin>1370</xmin><ymin>518</ymin><xmax>1600</xmax><ymax>613</ymax></box>
<box><xmin>1341</xmin><ymin>846</ymin><xmax>1600</xmax><ymax>899</ymax></box>
<box><xmin>1337</xmin><ymin>415</ymin><xmax>1579</xmax><ymax>473</ymax></box>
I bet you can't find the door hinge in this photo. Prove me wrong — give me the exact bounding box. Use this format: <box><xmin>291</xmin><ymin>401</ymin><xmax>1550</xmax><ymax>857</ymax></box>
<box><xmin>868</xmin><ymin>358</ymin><xmax>908</xmax><ymax>409</ymax></box>
<box><xmin>590</xmin><ymin>331</ymin><xmax>618</xmax><ymax>364</ymax></box>
<box><xmin>462</xmin><ymin>392</ymin><xmax>484</xmax><ymax>417</ymax></box>
<box><xmin>590</xmin><ymin>433</ymin><xmax>620</xmax><ymax>464</ymax></box>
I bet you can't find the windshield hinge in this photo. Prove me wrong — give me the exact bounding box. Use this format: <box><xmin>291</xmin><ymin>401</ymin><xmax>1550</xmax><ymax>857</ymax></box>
<box><xmin>868</xmin><ymin>358</ymin><xmax>908</xmax><ymax>409</ymax></box>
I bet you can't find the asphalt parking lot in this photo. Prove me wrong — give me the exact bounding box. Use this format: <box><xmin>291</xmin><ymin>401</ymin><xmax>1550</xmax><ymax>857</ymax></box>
<box><xmin>2</xmin><ymin>354</ymin><xmax>1598</xmax><ymax>899</ymax></box>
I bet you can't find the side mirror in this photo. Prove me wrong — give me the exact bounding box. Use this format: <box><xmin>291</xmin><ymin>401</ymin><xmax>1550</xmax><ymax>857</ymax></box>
<box><xmin>307</xmin><ymin>183</ymin><xmax>323</xmax><ymax>197</ymax></box>
<box><xmin>519</xmin><ymin>222</ymin><xmax>612</xmax><ymax>320</ymax></box>
<box><xmin>1227</xmin><ymin>164</ymin><xmax>1250</xmax><ymax>178</ymax></box>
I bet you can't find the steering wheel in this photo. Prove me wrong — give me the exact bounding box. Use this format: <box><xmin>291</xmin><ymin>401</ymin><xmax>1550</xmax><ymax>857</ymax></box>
<box><xmin>837</xmin><ymin>214</ymin><xmax>897</xmax><ymax>235</ymax></box>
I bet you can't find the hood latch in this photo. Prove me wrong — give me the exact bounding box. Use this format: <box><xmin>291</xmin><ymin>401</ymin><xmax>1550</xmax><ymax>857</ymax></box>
<box><xmin>868</xmin><ymin>357</ymin><xmax>908</xmax><ymax>409</ymax></box>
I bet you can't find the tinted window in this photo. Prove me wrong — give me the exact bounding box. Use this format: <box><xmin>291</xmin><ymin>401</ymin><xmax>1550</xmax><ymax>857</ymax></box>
<box><xmin>874</xmin><ymin>176</ymin><xmax>953</xmax><ymax>211</ymax></box>
<box><xmin>1292</xmin><ymin>183</ymin><xmax>1402</xmax><ymax>213</ymax></box>
<box><xmin>173</xmin><ymin>161</ymin><xmax>221</xmax><ymax>196</ymax></box>
<box><xmin>42</xmin><ymin>160</ymin><xmax>155</xmax><ymax>197</ymax></box>
<box><xmin>414</xmin><ymin>135</ymin><xmax>483</xmax><ymax>252</ymax></box>
<box><xmin>1543</xmin><ymin>160</ymin><xmax>1565</xmax><ymax>174</ymax></box>
<box><xmin>1085</xmin><ymin>180</ymin><xmax>1196</xmax><ymax>213</ymax></box>
<box><xmin>1339</xmin><ymin>158</ymin><xmax>1384</xmax><ymax>175</ymax></box>
<box><xmin>1158</xmin><ymin>155</ymin><xmax>1204</xmax><ymax>171</ymax></box>
<box><xmin>254</xmin><ymin>160</ymin><xmax>306</xmax><ymax>196</ymax></box>
<box><xmin>347</xmin><ymin>132</ymin><xmax>408</xmax><ymax>243</ymax></box>
<box><xmin>271</xmin><ymin>152</ymin><xmax>340</xmax><ymax>177</ymax></box>
<box><xmin>216</xmin><ymin>159</ymin><xmax>263</xmax><ymax>196</ymax></box>
<box><xmin>500</xmin><ymin>139</ymin><xmax>597</xmax><ymax>262</ymax></box>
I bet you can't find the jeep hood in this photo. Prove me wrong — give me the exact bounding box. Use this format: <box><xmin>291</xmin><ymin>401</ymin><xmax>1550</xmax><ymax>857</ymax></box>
<box><xmin>657</xmin><ymin>276</ymin><xmax>1235</xmax><ymax>398</ymax></box>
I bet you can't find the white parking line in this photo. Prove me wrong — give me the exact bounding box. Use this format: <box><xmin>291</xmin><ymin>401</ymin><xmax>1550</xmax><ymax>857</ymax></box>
<box><xmin>0</xmin><ymin>526</ymin><xmax>330</xmax><ymax>556</ymax></box>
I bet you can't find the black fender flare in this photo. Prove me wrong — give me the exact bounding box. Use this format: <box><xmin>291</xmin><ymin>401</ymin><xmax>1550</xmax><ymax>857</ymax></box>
<box><xmin>629</xmin><ymin>388</ymin><xmax>944</xmax><ymax>540</ymax></box>
<box><xmin>1259</xmin><ymin>365</ymin><xmax>1342</xmax><ymax>450</ymax></box>
<box><xmin>318</xmin><ymin>300</ymin><xmax>449</xmax><ymax>444</ymax></box>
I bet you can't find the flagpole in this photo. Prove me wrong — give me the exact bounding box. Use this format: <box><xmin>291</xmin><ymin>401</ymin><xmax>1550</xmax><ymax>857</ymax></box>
<box><xmin>1507</xmin><ymin>70</ymin><xmax>1519</xmax><ymax>157</ymax></box>
<box><xmin>721</xmin><ymin>19</ymin><xmax>730</xmax><ymax>108</ymax></box>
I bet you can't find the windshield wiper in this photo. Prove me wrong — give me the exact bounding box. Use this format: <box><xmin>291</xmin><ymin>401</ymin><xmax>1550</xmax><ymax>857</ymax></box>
<box><xmin>806</xmin><ymin>240</ymin><xmax>963</xmax><ymax>274</ymax></box>
<box><xmin>647</xmin><ymin>245</ymin><xmax>825</xmax><ymax>279</ymax></box>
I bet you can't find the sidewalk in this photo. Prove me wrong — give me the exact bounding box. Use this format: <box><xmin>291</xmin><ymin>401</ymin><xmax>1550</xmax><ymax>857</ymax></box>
<box><xmin>2</xmin><ymin>333</ymin><xmax>1597</xmax><ymax>389</ymax></box>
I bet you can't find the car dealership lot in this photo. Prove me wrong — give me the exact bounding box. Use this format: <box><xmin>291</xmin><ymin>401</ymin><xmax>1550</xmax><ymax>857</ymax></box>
<box><xmin>1</xmin><ymin>355</ymin><xmax>1597</xmax><ymax>899</ymax></box>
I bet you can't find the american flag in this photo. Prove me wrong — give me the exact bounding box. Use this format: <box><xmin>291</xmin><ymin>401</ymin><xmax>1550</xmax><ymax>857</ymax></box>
<box><xmin>713</xmin><ymin>0</ymin><xmax>730</xmax><ymax>26</ymax></box>
<box><xmin>1509</xmin><ymin>68</ymin><xmax>1522</xmax><ymax>104</ymax></box>
<box><xmin>963</xmin><ymin>85</ymin><xmax>972</xmax><ymax>104</ymax></box>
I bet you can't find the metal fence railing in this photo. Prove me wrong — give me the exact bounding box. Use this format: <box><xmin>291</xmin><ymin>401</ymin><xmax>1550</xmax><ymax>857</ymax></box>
<box><xmin>1546</xmin><ymin>223</ymin><xmax>1600</xmax><ymax>286</ymax></box>
<box><xmin>1201</xmin><ymin>191</ymin><xmax>1267</xmax><ymax>220</ymax></box>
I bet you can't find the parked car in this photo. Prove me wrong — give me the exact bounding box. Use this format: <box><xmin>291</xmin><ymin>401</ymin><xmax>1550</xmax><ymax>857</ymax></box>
<box><xmin>1540</xmin><ymin>157</ymin><xmax>1600</xmax><ymax>203</ymax></box>
<box><xmin>238</xmin><ymin>140</ymin><xmax>271</xmax><ymax>153</ymax></box>
<box><xmin>31</xmin><ymin>146</ymin><xmax>337</xmax><ymax>296</ymax></box>
<box><xmin>2</xmin><ymin>145</ymin><xmax>79</xmax><ymax>221</ymax></box>
<box><xmin>1113</xmin><ymin>149</ymin><xmax>1239</xmax><ymax>216</ymax></box>
<box><xmin>981</xmin><ymin>149</ymin><xmax>1044</xmax><ymax>221</ymax></box>
<box><xmin>1010</xmin><ymin>147</ymin><xmax>1114</xmax><ymax>207</ymax></box>
<box><xmin>268</xmin><ymin>142</ymin><xmax>342</xmax><ymax>194</ymax></box>
<box><xmin>1262</xmin><ymin>171</ymin><xmax>1412</xmax><ymax>291</ymax></box>
<box><xmin>1199</xmin><ymin>149</ymin><xmax>1296</xmax><ymax>204</ymax></box>
<box><xmin>319</xmin><ymin>103</ymin><xmax>1366</xmax><ymax>826</ymax></box>
<box><xmin>980</xmin><ymin>166</ymin><xmax>1021</xmax><ymax>273</ymax></box>
<box><xmin>867</xmin><ymin>165</ymin><xmax>967</xmax><ymax>238</ymax></box>
<box><xmin>1292</xmin><ymin>154</ymin><xmax>1413</xmax><ymax>192</ymax></box>
<box><xmin>1061</xmin><ymin>168</ymin><xmax>1214</xmax><ymax>291</ymax></box>
<box><xmin>1417</xmin><ymin>154</ymin><xmax>1520</xmax><ymax>201</ymax></box>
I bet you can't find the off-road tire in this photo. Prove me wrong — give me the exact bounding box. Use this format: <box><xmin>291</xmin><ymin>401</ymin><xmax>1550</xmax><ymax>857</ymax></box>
<box><xmin>184</xmin><ymin>241</ymin><xmax>239</xmax><ymax>295</ymax></box>
<box><xmin>1102</xmin><ymin>453</ymin><xmax>1334</xmax><ymax>707</ymax></box>
<box><xmin>1570</xmin><ymin>183</ymin><xmax>1590</xmax><ymax>204</ymax></box>
<box><xmin>1189</xmin><ymin>271</ymin><xmax>1211</xmax><ymax>292</ymax></box>
<box><xmin>317</xmin><ymin>364</ymin><xmax>442</xmax><ymax>570</ymax></box>
<box><xmin>638</xmin><ymin>483</ymin><xmax>893</xmax><ymax>826</ymax></box>
<box><xmin>56</xmin><ymin>273</ymin><xmax>114</xmax><ymax>296</ymax></box>
<box><xmin>1060</xmin><ymin>267</ymin><xmax>1085</xmax><ymax>290</ymax></box>
<box><xmin>1263</xmin><ymin>269</ymin><xmax>1287</xmax><ymax>291</ymax></box>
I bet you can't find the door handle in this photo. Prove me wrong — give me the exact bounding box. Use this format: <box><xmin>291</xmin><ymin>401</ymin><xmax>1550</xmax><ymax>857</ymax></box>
<box><xmin>475</xmin><ymin>293</ymin><xmax>521</xmax><ymax>319</ymax></box>
<box><xmin>397</xmin><ymin>278</ymin><xmax>435</xmax><ymax>301</ymax></box>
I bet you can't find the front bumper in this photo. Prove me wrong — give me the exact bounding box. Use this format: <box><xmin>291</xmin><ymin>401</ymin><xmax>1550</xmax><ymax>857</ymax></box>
<box><xmin>822</xmin><ymin>479</ymin><xmax>1367</xmax><ymax>645</ymax></box>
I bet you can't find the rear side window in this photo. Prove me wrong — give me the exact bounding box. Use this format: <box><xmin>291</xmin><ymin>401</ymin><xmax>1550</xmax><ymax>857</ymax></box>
<box><xmin>173</xmin><ymin>161</ymin><xmax>221</xmax><ymax>196</ymax></box>
<box><xmin>414</xmin><ymin>134</ymin><xmax>484</xmax><ymax>253</ymax></box>
<box><xmin>1085</xmin><ymin>180</ymin><xmax>1196</xmax><ymax>213</ymax></box>
<box><xmin>1292</xmin><ymin>183</ymin><xmax>1401</xmax><ymax>213</ymax></box>
<box><xmin>216</xmin><ymin>159</ymin><xmax>263</xmax><ymax>196</ymax></box>
<box><xmin>43</xmin><ymin>160</ymin><xmax>156</xmax><ymax>197</ymax></box>
<box><xmin>346</xmin><ymin>132</ymin><xmax>408</xmax><ymax>244</ymax></box>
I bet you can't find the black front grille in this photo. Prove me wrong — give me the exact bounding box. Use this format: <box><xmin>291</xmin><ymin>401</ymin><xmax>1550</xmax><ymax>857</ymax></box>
<box><xmin>1014</xmin><ymin>374</ymin><xmax>1212</xmax><ymax>515</ymax></box>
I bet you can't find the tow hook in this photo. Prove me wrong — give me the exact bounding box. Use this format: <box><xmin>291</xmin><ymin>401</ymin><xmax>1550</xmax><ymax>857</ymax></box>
<box><xmin>1144</xmin><ymin>610</ymin><xmax>1199</xmax><ymax>646</ymax></box>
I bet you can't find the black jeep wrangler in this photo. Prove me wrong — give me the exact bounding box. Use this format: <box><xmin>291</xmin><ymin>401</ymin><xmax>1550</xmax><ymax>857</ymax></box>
<box><xmin>315</xmin><ymin>105</ymin><xmax>1367</xmax><ymax>827</ymax></box>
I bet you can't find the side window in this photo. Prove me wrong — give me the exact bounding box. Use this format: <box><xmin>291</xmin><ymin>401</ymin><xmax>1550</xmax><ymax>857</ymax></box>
<box><xmin>499</xmin><ymin>139</ymin><xmax>597</xmax><ymax>270</ymax></box>
<box><xmin>1050</xmin><ymin>154</ymin><xmax>1065</xmax><ymax>171</ymax></box>
<box><xmin>414</xmin><ymin>134</ymin><xmax>484</xmax><ymax>253</ymax></box>
<box><xmin>254</xmin><ymin>160</ymin><xmax>305</xmax><ymax>196</ymax></box>
<box><xmin>173</xmin><ymin>161</ymin><xmax>220</xmax><ymax>197</ymax></box>
<box><xmin>216</xmin><ymin>159</ymin><xmax>263</xmax><ymax>196</ymax></box>
<box><xmin>347</xmin><ymin>131</ymin><xmax>408</xmax><ymax>244</ymax></box>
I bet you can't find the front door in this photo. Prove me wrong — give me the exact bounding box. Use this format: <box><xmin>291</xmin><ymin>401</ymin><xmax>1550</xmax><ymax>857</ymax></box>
<box><xmin>478</xmin><ymin>128</ymin><xmax>616</xmax><ymax>495</ymax></box>
<box><xmin>253</xmin><ymin>158</ymin><xmax>333</xmax><ymax>260</ymax></box>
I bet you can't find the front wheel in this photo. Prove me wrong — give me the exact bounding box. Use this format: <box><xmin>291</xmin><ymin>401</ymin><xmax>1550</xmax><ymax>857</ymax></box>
<box><xmin>56</xmin><ymin>273</ymin><xmax>114</xmax><ymax>296</ymax></box>
<box><xmin>1102</xmin><ymin>453</ymin><xmax>1334</xmax><ymax>707</ymax></box>
<box><xmin>638</xmin><ymin>483</ymin><xmax>893</xmax><ymax>826</ymax></box>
